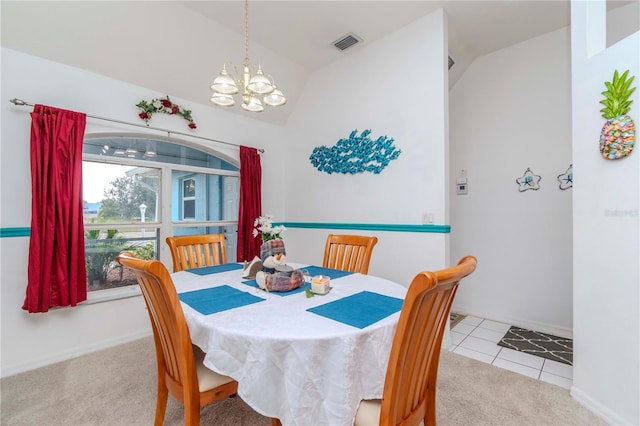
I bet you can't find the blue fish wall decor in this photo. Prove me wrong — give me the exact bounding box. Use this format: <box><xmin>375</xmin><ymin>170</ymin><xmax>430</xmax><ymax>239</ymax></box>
<box><xmin>309</xmin><ymin>129</ymin><xmax>401</xmax><ymax>174</ymax></box>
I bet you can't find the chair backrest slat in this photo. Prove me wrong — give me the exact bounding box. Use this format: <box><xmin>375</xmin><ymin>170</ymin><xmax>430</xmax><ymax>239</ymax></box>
<box><xmin>322</xmin><ymin>234</ymin><xmax>378</xmax><ymax>275</ymax></box>
<box><xmin>166</xmin><ymin>234</ymin><xmax>228</xmax><ymax>272</ymax></box>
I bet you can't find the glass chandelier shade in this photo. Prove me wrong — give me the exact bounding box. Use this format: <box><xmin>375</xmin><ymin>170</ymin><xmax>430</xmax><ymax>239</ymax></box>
<box><xmin>263</xmin><ymin>86</ymin><xmax>286</xmax><ymax>106</ymax></box>
<box><xmin>210</xmin><ymin>92</ymin><xmax>236</xmax><ymax>107</ymax></box>
<box><xmin>210</xmin><ymin>64</ymin><xmax>239</xmax><ymax>95</ymax></box>
<box><xmin>241</xmin><ymin>95</ymin><xmax>264</xmax><ymax>112</ymax></box>
<box><xmin>209</xmin><ymin>0</ymin><xmax>286</xmax><ymax>112</ymax></box>
<box><xmin>246</xmin><ymin>65</ymin><xmax>274</xmax><ymax>94</ymax></box>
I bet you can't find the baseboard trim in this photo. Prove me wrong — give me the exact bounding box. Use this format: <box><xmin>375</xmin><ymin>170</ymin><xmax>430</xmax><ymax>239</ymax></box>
<box><xmin>451</xmin><ymin>303</ymin><xmax>573</xmax><ymax>339</ymax></box>
<box><xmin>570</xmin><ymin>386</ymin><xmax>632</xmax><ymax>425</ymax></box>
<box><xmin>0</xmin><ymin>330</ymin><xmax>152</xmax><ymax>378</ymax></box>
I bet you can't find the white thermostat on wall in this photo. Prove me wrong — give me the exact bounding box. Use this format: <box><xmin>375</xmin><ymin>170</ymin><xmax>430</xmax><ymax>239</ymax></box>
<box><xmin>456</xmin><ymin>177</ymin><xmax>468</xmax><ymax>195</ymax></box>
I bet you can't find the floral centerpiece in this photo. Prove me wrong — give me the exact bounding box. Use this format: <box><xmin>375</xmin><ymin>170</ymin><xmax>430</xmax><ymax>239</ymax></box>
<box><xmin>253</xmin><ymin>215</ymin><xmax>286</xmax><ymax>242</ymax></box>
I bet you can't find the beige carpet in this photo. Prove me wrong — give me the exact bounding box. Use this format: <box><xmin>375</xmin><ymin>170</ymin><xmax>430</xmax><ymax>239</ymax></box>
<box><xmin>1</xmin><ymin>337</ymin><xmax>605</xmax><ymax>426</ymax></box>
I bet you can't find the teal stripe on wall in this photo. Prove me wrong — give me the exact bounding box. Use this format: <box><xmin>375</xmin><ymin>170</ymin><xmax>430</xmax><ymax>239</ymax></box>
<box><xmin>277</xmin><ymin>222</ymin><xmax>450</xmax><ymax>234</ymax></box>
<box><xmin>1</xmin><ymin>223</ymin><xmax>450</xmax><ymax>237</ymax></box>
<box><xmin>0</xmin><ymin>227</ymin><xmax>31</xmax><ymax>238</ymax></box>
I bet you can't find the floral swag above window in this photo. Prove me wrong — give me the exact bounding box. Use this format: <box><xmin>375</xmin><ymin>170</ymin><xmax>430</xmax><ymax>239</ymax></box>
<box><xmin>136</xmin><ymin>96</ymin><xmax>197</xmax><ymax>129</ymax></box>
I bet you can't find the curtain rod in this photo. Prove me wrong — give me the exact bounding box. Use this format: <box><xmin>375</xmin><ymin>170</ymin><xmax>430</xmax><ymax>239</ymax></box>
<box><xmin>8</xmin><ymin>98</ymin><xmax>265</xmax><ymax>153</ymax></box>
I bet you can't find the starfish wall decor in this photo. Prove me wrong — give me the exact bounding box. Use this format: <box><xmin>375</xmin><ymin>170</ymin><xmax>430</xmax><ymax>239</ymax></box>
<box><xmin>516</xmin><ymin>168</ymin><xmax>542</xmax><ymax>192</ymax></box>
<box><xmin>557</xmin><ymin>164</ymin><xmax>573</xmax><ymax>190</ymax></box>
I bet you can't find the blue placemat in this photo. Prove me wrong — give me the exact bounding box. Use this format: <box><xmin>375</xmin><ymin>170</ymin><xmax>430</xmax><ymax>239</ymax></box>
<box><xmin>241</xmin><ymin>279</ymin><xmax>311</xmax><ymax>296</ymax></box>
<box><xmin>301</xmin><ymin>266</ymin><xmax>354</xmax><ymax>280</ymax></box>
<box><xmin>179</xmin><ymin>285</ymin><xmax>264</xmax><ymax>315</ymax></box>
<box><xmin>187</xmin><ymin>263</ymin><xmax>244</xmax><ymax>275</ymax></box>
<box><xmin>307</xmin><ymin>291</ymin><xmax>403</xmax><ymax>329</ymax></box>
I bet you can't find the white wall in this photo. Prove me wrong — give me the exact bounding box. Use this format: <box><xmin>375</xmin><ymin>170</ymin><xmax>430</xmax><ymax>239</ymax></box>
<box><xmin>281</xmin><ymin>10</ymin><xmax>452</xmax><ymax>286</ymax></box>
<box><xmin>0</xmin><ymin>47</ymin><xmax>287</xmax><ymax>377</ymax></box>
<box><xmin>449</xmin><ymin>27</ymin><xmax>574</xmax><ymax>337</ymax></box>
<box><xmin>570</xmin><ymin>2</ymin><xmax>639</xmax><ymax>425</ymax></box>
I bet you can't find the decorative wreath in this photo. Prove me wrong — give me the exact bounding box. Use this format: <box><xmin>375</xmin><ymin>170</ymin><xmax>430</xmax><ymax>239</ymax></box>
<box><xmin>136</xmin><ymin>96</ymin><xmax>196</xmax><ymax>129</ymax></box>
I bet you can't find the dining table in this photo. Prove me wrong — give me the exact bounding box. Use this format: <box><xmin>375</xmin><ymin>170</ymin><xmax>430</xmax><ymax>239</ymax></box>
<box><xmin>172</xmin><ymin>262</ymin><xmax>408</xmax><ymax>426</ymax></box>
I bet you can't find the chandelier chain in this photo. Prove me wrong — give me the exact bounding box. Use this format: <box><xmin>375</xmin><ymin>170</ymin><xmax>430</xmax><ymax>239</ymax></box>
<box><xmin>244</xmin><ymin>0</ymin><xmax>249</xmax><ymax>64</ymax></box>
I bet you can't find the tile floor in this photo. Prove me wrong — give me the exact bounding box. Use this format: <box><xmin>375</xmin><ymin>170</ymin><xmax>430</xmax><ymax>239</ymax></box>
<box><xmin>450</xmin><ymin>315</ymin><xmax>573</xmax><ymax>390</ymax></box>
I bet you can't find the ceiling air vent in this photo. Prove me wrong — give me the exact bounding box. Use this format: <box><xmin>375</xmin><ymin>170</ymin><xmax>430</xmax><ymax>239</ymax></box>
<box><xmin>333</xmin><ymin>33</ymin><xmax>362</xmax><ymax>51</ymax></box>
<box><xmin>448</xmin><ymin>56</ymin><xmax>455</xmax><ymax>70</ymax></box>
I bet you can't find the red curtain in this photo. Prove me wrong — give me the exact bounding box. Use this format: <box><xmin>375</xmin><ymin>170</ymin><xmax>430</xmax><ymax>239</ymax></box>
<box><xmin>23</xmin><ymin>105</ymin><xmax>88</xmax><ymax>313</ymax></box>
<box><xmin>236</xmin><ymin>146</ymin><xmax>262</xmax><ymax>262</ymax></box>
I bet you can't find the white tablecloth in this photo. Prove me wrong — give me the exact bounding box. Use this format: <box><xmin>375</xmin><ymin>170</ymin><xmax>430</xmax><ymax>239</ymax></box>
<box><xmin>172</xmin><ymin>263</ymin><xmax>407</xmax><ymax>426</ymax></box>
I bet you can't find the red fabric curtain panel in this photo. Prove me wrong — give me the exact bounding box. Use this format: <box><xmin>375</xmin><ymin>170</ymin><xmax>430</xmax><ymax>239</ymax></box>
<box><xmin>236</xmin><ymin>146</ymin><xmax>263</xmax><ymax>262</ymax></box>
<box><xmin>23</xmin><ymin>105</ymin><xmax>88</xmax><ymax>313</ymax></box>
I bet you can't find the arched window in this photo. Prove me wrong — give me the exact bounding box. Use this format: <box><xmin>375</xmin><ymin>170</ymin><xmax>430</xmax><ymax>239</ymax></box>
<box><xmin>82</xmin><ymin>134</ymin><xmax>239</xmax><ymax>298</ymax></box>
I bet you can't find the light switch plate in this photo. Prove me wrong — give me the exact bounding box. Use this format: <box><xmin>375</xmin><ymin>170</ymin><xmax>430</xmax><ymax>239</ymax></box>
<box><xmin>422</xmin><ymin>213</ymin><xmax>434</xmax><ymax>224</ymax></box>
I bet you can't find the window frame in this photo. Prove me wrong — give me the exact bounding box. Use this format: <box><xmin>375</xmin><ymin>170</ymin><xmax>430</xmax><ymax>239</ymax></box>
<box><xmin>82</xmin><ymin>134</ymin><xmax>240</xmax><ymax>303</ymax></box>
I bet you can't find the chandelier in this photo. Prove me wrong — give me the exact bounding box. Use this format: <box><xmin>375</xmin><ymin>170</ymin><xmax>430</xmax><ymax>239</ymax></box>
<box><xmin>209</xmin><ymin>0</ymin><xmax>286</xmax><ymax>112</ymax></box>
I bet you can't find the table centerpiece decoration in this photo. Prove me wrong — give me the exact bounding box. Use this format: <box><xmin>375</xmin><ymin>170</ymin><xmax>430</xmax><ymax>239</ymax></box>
<box><xmin>253</xmin><ymin>215</ymin><xmax>287</xmax><ymax>273</ymax></box>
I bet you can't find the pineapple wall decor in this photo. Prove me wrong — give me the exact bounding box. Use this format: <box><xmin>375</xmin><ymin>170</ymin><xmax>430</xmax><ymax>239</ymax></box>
<box><xmin>599</xmin><ymin>70</ymin><xmax>636</xmax><ymax>160</ymax></box>
<box><xmin>516</xmin><ymin>168</ymin><xmax>541</xmax><ymax>192</ymax></box>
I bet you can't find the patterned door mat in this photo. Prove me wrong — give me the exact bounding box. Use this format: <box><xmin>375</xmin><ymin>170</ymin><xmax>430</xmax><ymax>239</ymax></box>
<box><xmin>498</xmin><ymin>326</ymin><xmax>573</xmax><ymax>365</ymax></box>
<box><xmin>450</xmin><ymin>312</ymin><xmax>466</xmax><ymax>328</ymax></box>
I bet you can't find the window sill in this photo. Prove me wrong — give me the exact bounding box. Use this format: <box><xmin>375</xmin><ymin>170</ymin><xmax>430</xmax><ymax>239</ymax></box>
<box><xmin>85</xmin><ymin>285</ymin><xmax>141</xmax><ymax>304</ymax></box>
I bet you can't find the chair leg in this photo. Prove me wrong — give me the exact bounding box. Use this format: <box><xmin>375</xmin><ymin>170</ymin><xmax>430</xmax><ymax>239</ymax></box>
<box><xmin>424</xmin><ymin>411</ymin><xmax>436</xmax><ymax>426</ymax></box>
<box><xmin>154</xmin><ymin>384</ymin><xmax>169</xmax><ymax>426</ymax></box>
<box><xmin>184</xmin><ymin>394</ymin><xmax>200</xmax><ymax>426</ymax></box>
<box><xmin>424</xmin><ymin>391</ymin><xmax>437</xmax><ymax>426</ymax></box>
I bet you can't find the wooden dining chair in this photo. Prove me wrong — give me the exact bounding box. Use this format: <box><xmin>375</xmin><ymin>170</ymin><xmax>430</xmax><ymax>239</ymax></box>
<box><xmin>322</xmin><ymin>234</ymin><xmax>379</xmax><ymax>274</ymax></box>
<box><xmin>166</xmin><ymin>234</ymin><xmax>227</xmax><ymax>272</ymax></box>
<box><xmin>353</xmin><ymin>255</ymin><xmax>478</xmax><ymax>426</ymax></box>
<box><xmin>116</xmin><ymin>251</ymin><xmax>238</xmax><ymax>426</ymax></box>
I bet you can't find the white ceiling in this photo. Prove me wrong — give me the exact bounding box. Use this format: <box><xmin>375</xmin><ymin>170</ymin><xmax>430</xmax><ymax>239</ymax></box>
<box><xmin>179</xmin><ymin>0</ymin><xmax>573</xmax><ymax>86</ymax></box>
<box><xmin>1</xmin><ymin>1</ymin><xmax>634</xmax><ymax>126</ymax></box>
